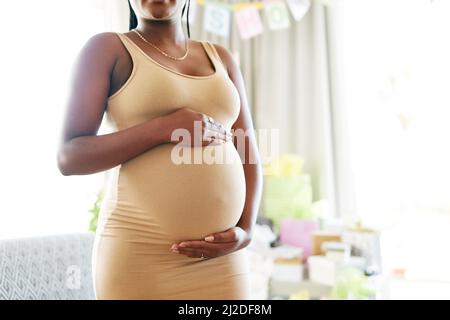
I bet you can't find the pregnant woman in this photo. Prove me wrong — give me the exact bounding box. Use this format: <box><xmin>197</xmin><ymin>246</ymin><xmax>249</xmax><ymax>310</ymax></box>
<box><xmin>57</xmin><ymin>0</ymin><xmax>262</xmax><ymax>299</ymax></box>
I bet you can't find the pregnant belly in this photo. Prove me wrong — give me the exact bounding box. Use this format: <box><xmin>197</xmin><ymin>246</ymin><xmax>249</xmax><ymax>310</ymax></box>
<box><xmin>115</xmin><ymin>143</ymin><xmax>246</xmax><ymax>242</ymax></box>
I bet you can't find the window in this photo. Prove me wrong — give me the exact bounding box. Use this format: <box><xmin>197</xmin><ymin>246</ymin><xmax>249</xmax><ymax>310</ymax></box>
<box><xmin>342</xmin><ymin>0</ymin><xmax>450</xmax><ymax>294</ymax></box>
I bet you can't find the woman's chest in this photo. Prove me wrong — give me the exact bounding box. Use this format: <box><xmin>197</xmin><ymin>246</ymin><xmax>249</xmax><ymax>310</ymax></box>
<box><xmin>106</xmin><ymin>66</ymin><xmax>241</xmax><ymax>131</ymax></box>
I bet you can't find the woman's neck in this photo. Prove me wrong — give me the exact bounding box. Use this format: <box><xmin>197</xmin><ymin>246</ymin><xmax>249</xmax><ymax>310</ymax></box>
<box><xmin>135</xmin><ymin>19</ymin><xmax>186</xmax><ymax>47</ymax></box>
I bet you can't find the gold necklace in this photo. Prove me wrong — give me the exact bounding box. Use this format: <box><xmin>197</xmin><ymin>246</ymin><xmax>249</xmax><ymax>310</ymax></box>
<box><xmin>132</xmin><ymin>29</ymin><xmax>189</xmax><ymax>61</ymax></box>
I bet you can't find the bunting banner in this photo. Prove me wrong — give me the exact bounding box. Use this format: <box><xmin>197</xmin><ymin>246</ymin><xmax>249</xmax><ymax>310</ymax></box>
<box><xmin>183</xmin><ymin>0</ymin><xmax>313</xmax><ymax>39</ymax></box>
<box><xmin>235</xmin><ymin>6</ymin><xmax>264</xmax><ymax>39</ymax></box>
<box><xmin>286</xmin><ymin>0</ymin><xmax>311</xmax><ymax>22</ymax></box>
<box><xmin>203</xmin><ymin>3</ymin><xmax>232</xmax><ymax>37</ymax></box>
<box><xmin>264</xmin><ymin>0</ymin><xmax>291</xmax><ymax>30</ymax></box>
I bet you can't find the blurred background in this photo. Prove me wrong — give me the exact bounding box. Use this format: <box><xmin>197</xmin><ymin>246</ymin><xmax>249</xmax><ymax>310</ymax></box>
<box><xmin>0</xmin><ymin>0</ymin><xmax>449</xmax><ymax>300</ymax></box>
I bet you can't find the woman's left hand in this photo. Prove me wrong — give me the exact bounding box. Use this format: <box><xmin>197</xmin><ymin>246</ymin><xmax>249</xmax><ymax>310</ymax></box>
<box><xmin>171</xmin><ymin>226</ymin><xmax>251</xmax><ymax>259</ymax></box>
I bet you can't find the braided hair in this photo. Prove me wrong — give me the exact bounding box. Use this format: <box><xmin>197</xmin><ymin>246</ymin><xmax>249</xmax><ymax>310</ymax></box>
<box><xmin>128</xmin><ymin>0</ymin><xmax>191</xmax><ymax>38</ymax></box>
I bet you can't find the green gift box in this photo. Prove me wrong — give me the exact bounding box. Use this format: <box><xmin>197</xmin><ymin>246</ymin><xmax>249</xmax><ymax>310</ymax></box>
<box><xmin>263</xmin><ymin>174</ymin><xmax>314</xmax><ymax>229</ymax></box>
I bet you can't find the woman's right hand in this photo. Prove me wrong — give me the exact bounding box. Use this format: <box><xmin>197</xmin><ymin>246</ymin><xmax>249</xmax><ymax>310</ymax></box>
<box><xmin>161</xmin><ymin>107</ymin><xmax>232</xmax><ymax>147</ymax></box>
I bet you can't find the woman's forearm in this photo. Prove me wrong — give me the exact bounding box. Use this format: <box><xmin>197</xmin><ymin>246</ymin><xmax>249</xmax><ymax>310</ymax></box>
<box><xmin>57</xmin><ymin>116</ymin><xmax>169</xmax><ymax>176</ymax></box>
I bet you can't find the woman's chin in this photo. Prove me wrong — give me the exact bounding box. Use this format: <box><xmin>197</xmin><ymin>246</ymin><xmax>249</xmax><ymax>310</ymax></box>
<box><xmin>144</xmin><ymin>8</ymin><xmax>171</xmax><ymax>19</ymax></box>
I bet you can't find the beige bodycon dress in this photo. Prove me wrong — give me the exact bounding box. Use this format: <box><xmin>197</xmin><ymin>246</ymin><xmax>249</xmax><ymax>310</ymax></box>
<box><xmin>91</xmin><ymin>33</ymin><xmax>251</xmax><ymax>299</ymax></box>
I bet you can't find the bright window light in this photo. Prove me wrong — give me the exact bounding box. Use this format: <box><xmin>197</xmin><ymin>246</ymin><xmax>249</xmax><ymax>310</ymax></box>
<box><xmin>343</xmin><ymin>0</ymin><xmax>450</xmax><ymax>290</ymax></box>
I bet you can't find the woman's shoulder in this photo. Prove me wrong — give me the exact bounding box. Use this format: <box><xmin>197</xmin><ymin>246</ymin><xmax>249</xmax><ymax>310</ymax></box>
<box><xmin>84</xmin><ymin>32</ymin><xmax>124</xmax><ymax>50</ymax></box>
<box><xmin>78</xmin><ymin>32</ymin><xmax>130</xmax><ymax>63</ymax></box>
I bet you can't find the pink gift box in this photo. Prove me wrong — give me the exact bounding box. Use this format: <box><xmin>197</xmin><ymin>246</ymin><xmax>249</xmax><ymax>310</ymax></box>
<box><xmin>280</xmin><ymin>218</ymin><xmax>320</xmax><ymax>258</ymax></box>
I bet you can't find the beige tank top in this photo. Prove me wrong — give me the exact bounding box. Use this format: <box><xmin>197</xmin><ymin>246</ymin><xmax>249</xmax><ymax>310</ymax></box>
<box><xmin>105</xmin><ymin>33</ymin><xmax>241</xmax><ymax>133</ymax></box>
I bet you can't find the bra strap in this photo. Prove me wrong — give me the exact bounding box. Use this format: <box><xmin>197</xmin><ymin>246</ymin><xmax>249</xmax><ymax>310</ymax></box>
<box><xmin>115</xmin><ymin>33</ymin><xmax>141</xmax><ymax>63</ymax></box>
<box><xmin>205</xmin><ymin>41</ymin><xmax>227</xmax><ymax>71</ymax></box>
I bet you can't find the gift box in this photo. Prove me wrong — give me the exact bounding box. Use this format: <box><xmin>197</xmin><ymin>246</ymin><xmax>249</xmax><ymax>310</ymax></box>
<box><xmin>280</xmin><ymin>218</ymin><xmax>320</xmax><ymax>258</ymax></box>
<box><xmin>269</xmin><ymin>245</ymin><xmax>304</xmax><ymax>282</ymax></box>
<box><xmin>311</xmin><ymin>231</ymin><xmax>342</xmax><ymax>256</ymax></box>
<box><xmin>263</xmin><ymin>154</ymin><xmax>315</xmax><ymax>230</ymax></box>
<box><xmin>308</xmin><ymin>255</ymin><xmax>367</xmax><ymax>286</ymax></box>
<box><xmin>308</xmin><ymin>255</ymin><xmax>339</xmax><ymax>286</ymax></box>
<box><xmin>263</xmin><ymin>175</ymin><xmax>314</xmax><ymax>229</ymax></box>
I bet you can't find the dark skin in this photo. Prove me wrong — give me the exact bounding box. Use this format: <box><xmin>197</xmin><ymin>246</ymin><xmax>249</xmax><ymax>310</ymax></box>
<box><xmin>57</xmin><ymin>0</ymin><xmax>263</xmax><ymax>259</ymax></box>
